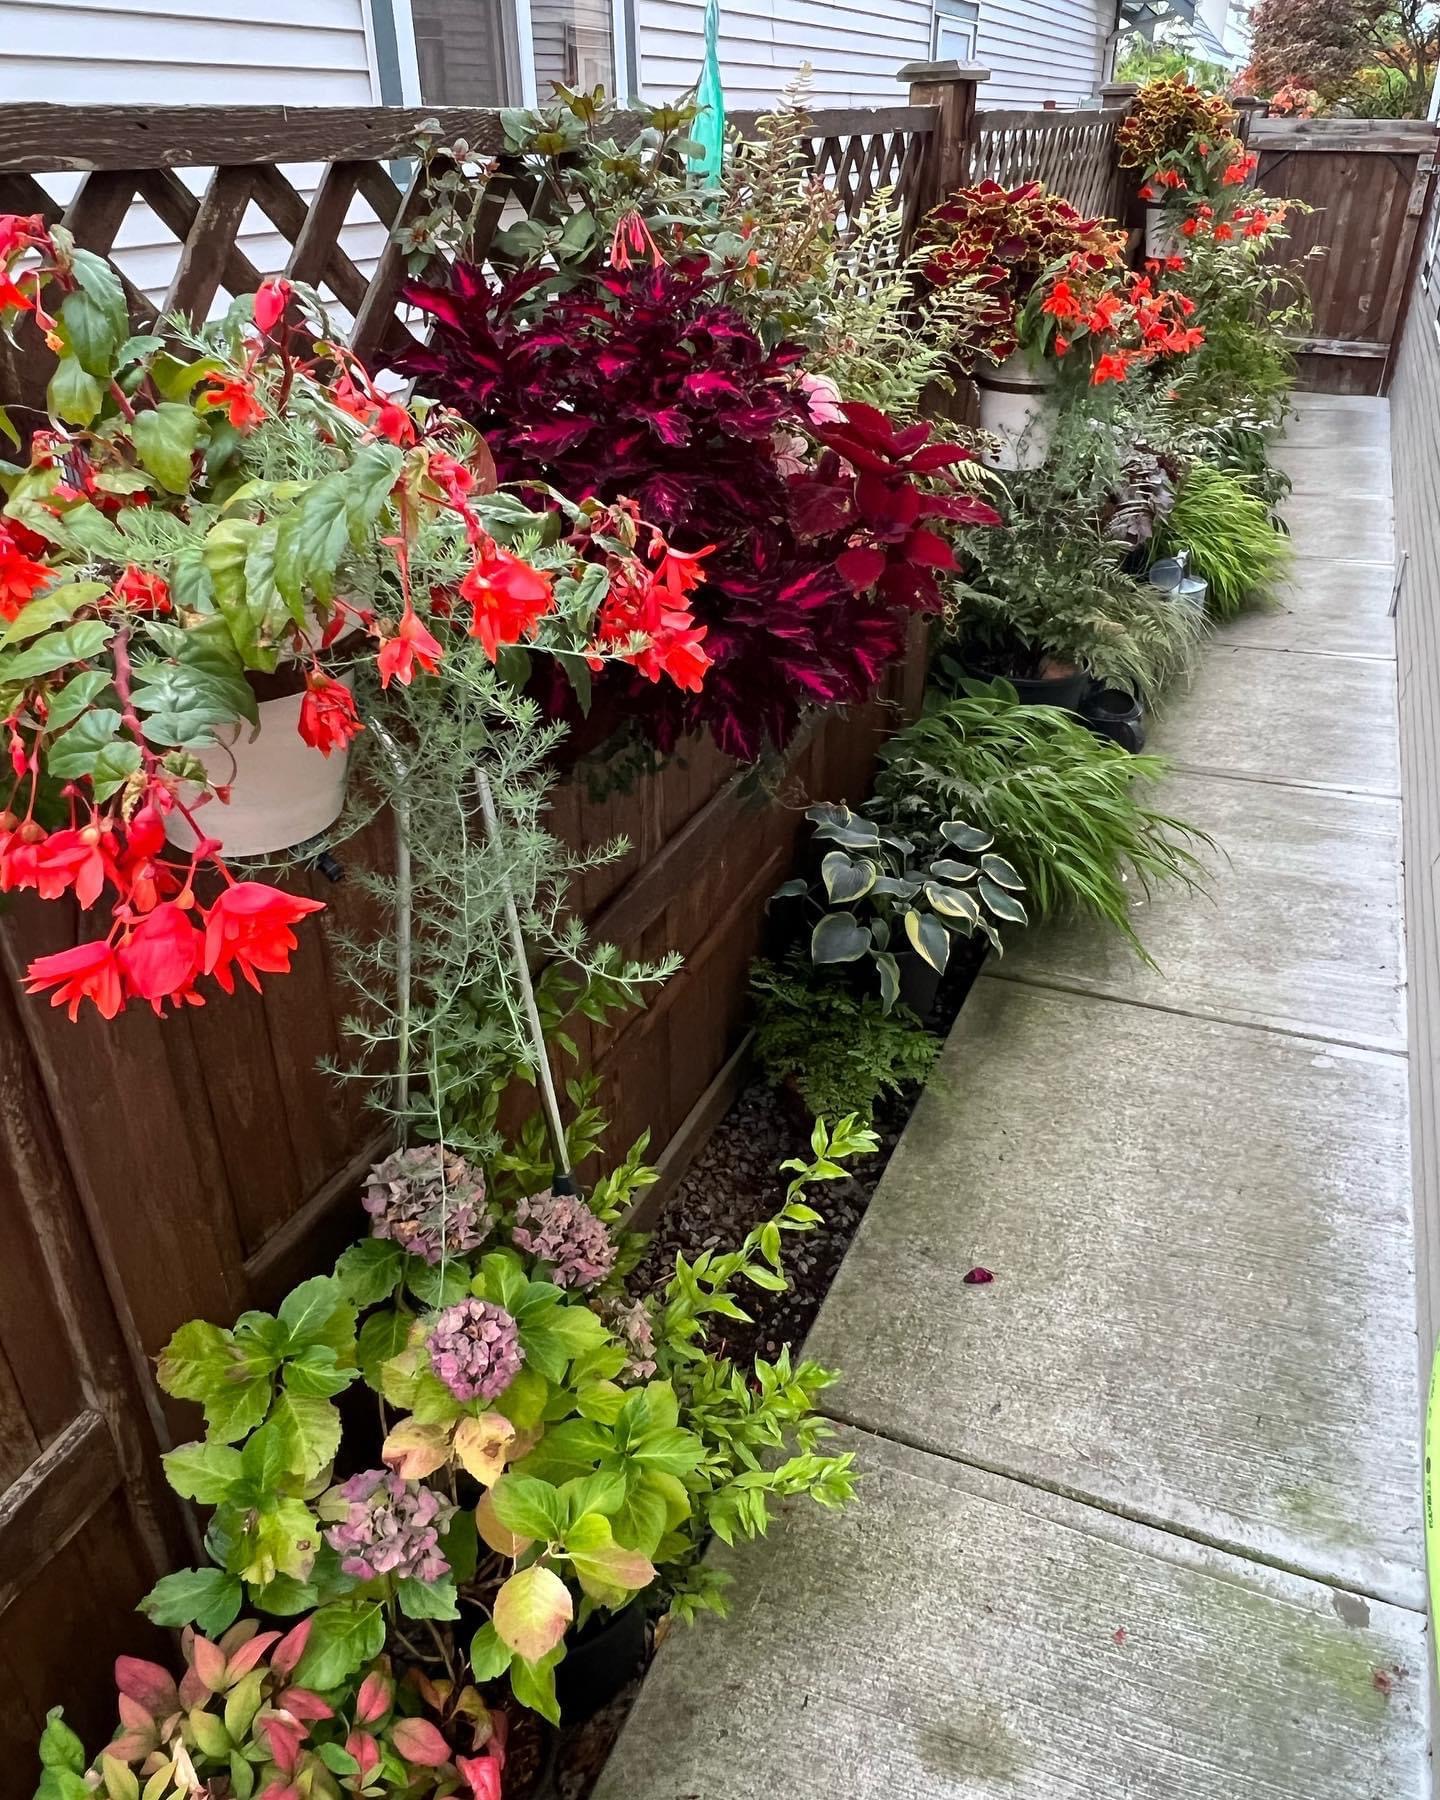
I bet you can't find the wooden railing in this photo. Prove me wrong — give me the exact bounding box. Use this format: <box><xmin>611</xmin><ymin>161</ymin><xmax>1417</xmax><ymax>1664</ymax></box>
<box><xmin>970</xmin><ymin>104</ymin><xmax>1130</xmax><ymax>220</ymax></box>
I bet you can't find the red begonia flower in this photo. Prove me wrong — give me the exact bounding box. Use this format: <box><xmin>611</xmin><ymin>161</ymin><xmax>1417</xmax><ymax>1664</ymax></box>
<box><xmin>203</xmin><ymin>881</ymin><xmax>325</xmax><ymax>995</ymax></box>
<box><xmin>298</xmin><ymin>671</ymin><xmax>363</xmax><ymax>756</ymax></box>
<box><xmin>460</xmin><ymin>540</ymin><xmax>554</xmax><ymax>660</ymax></box>
<box><xmin>23</xmin><ymin>937</ymin><xmax>126</xmax><ymax>1020</ymax></box>
<box><xmin>377</xmin><ymin>599</ymin><xmax>444</xmax><ymax>689</ymax></box>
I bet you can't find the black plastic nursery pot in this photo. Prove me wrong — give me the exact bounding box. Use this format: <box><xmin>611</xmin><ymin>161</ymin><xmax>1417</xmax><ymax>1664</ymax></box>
<box><xmin>973</xmin><ymin>664</ymin><xmax>1089</xmax><ymax>712</ymax></box>
<box><xmin>1081</xmin><ymin>684</ymin><xmax>1146</xmax><ymax>753</ymax></box>
<box><xmin>896</xmin><ymin>947</ymin><xmax>944</xmax><ymax>1019</ymax></box>
<box><xmin>554</xmin><ymin>1601</ymin><xmax>649</xmax><ymax>1721</ymax></box>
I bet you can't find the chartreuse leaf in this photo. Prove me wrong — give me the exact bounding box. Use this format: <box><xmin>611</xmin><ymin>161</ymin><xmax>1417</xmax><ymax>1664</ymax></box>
<box><xmin>38</xmin><ymin>1708</ymin><xmax>85</xmax><ymax>1775</ymax></box>
<box><xmin>139</xmin><ymin>1568</ymin><xmax>243</xmax><ymax>1635</ymax></box>
<box><xmin>269</xmin><ymin>1390</ymin><xmax>342</xmax><ymax>1481</ymax></box>
<box><xmin>357</xmin><ymin>1308</ymin><xmax>412</xmax><ymax>1391</ymax></box>
<box><xmin>162</xmin><ymin>1440</ymin><xmax>245</xmax><ymax>1503</ymax></box>
<box><xmin>469</xmin><ymin>1621</ymin><xmax>513</xmax><ymax>1682</ymax></box>
<box><xmin>277</xmin><ymin>1275</ymin><xmax>355</xmax><ymax>1356</ymax></box>
<box><xmin>490</xmin><ymin>1474</ymin><xmax>567</xmax><ymax>1543</ymax></box>
<box><xmin>333</xmin><ymin>1238</ymin><xmax>404</xmax><ymax>1307</ymax></box>
<box><xmin>293</xmin><ymin>1597</ymin><xmax>385</xmax><ymax>1689</ymax></box>
<box><xmin>563</xmin><ymin>1512</ymin><xmax>656</xmax><ymax>1604</ymax></box>
<box><xmin>509</xmin><ymin>1647</ymin><xmax>563</xmax><ymax>1726</ymax></box>
<box><xmin>156</xmin><ymin>1319</ymin><xmax>235</xmax><ymax>1401</ymax></box>
<box><xmin>493</xmin><ymin>1564</ymin><xmax>572</xmax><ymax>1663</ymax></box>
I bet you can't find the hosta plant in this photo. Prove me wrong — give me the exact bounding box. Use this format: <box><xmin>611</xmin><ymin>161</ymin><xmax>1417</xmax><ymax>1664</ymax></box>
<box><xmin>0</xmin><ymin>217</ymin><xmax>705</xmax><ymax>1023</ymax></box>
<box><xmin>35</xmin><ymin>1623</ymin><xmax>510</xmax><ymax>1800</ymax></box>
<box><xmin>774</xmin><ymin>801</ymin><xmax>1026</xmax><ymax>1009</ymax></box>
<box><xmin>140</xmin><ymin>1117</ymin><xmax>870</xmax><ymax>1726</ymax></box>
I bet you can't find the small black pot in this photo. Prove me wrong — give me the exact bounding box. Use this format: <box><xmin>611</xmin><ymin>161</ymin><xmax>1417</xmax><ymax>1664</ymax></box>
<box><xmin>1081</xmin><ymin>684</ymin><xmax>1146</xmax><ymax>753</ymax></box>
<box><xmin>971</xmin><ymin>664</ymin><xmax>1089</xmax><ymax>712</ymax></box>
<box><xmin>554</xmin><ymin>1603</ymin><xmax>648</xmax><ymax>1721</ymax></box>
<box><xmin>896</xmin><ymin>948</ymin><xmax>943</xmax><ymax>1019</ymax></box>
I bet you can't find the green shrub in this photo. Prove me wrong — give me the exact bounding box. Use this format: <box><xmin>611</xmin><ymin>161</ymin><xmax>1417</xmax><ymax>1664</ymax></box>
<box><xmin>751</xmin><ymin>957</ymin><xmax>940</xmax><ymax>1124</ymax></box>
<box><xmin>1159</xmin><ymin>463</ymin><xmax>1293</xmax><ymax>618</ymax></box>
<box><xmin>871</xmin><ymin>684</ymin><xmax>1211</xmax><ymax>956</ymax></box>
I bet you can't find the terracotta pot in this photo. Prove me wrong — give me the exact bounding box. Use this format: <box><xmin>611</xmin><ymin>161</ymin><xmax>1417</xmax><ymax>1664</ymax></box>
<box><xmin>975</xmin><ymin>351</ymin><xmax>1058</xmax><ymax>471</ymax></box>
<box><xmin>164</xmin><ymin>671</ymin><xmax>353</xmax><ymax>858</ymax></box>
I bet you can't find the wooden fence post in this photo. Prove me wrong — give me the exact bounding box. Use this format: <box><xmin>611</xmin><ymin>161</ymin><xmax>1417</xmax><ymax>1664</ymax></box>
<box><xmin>898</xmin><ymin>58</ymin><xmax>990</xmax><ymax>227</ymax></box>
<box><xmin>1232</xmin><ymin>94</ymin><xmax>1269</xmax><ymax>144</ymax></box>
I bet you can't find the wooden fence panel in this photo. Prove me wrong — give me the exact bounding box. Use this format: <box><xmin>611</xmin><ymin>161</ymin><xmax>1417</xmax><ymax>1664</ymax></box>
<box><xmin>0</xmin><ymin>99</ymin><xmax>936</xmax><ymax>1746</ymax></box>
<box><xmin>970</xmin><ymin>105</ymin><xmax>1129</xmax><ymax>220</ymax></box>
<box><xmin>1250</xmin><ymin>115</ymin><xmax>1438</xmax><ymax>393</ymax></box>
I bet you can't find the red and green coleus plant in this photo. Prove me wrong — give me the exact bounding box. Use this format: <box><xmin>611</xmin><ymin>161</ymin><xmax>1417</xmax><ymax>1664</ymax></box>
<box><xmin>919</xmin><ymin>180</ymin><xmax>1126</xmax><ymax>366</ymax></box>
<box><xmin>392</xmin><ymin>253</ymin><xmax>1000</xmax><ymax>761</ymax></box>
<box><xmin>0</xmin><ymin>216</ymin><xmax>709</xmax><ymax>1022</ymax></box>
<box><xmin>1116</xmin><ymin>75</ymin><xmax>1257</xmax><ymax>205</ymax></box>
<box><xmin>35</xmin><ymin>1620</ymin><xmax>512</xmax><ymax>1800</ymax></box>
<box><xmin>136</xmin><ymin>1117</ymin><xmax>870</xmax><ymax>1727</ymax></box>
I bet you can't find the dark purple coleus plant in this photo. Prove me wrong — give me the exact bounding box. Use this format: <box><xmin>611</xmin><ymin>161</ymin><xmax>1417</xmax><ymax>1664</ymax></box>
<box><xmin>396</xmin><ymin>256</ymin><xmax>1000</xmax><ymax>759</ymax></box>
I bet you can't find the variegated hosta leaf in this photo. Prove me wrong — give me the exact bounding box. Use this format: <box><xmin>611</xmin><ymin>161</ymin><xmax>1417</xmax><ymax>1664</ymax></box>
<box><xmin>904</xmin><ymin>909</ymin><xmax>951</xmax><ymax>973</ymax></box>
<box><xmin>811</xmin><ymin>911</ymin><xmax>871</xmax><ymax>964</ymax></box>
<box><xmin>924</xmin><ymin>882</ymin><xmax>980</xmax><ymax>926</ymax></box>
<box><xmin>821</xmin><ymin>850</ymin><xmax>878</xmax><ymax>903</ymax></box>
<box><xmin>978</xmin><ymin>876</ymin><xmax>1028</xmax><ymax>924</ymax></box>
<box><xmin>870</xmin><ymin>874</ymin><xmax>921</xmax><ymax>899</ymax></box>
<box><xmin>928</xmin><ymin>858</ymin><xmax>978</xmax><ymax>885</ymax></box>
<box><xmin>940</xmin><ymin>820</ymin><xmax>994</xmax><ymax>853</ymax></box>
<box><xmin>874</xmin><ymin>950</ymin><xmax>900</xmax><ymax>1012</ymax></box>
<box><xmin>980</xmin><ymin>852</ymin><xmax>1024</xmax><ymax>891</ymax></box>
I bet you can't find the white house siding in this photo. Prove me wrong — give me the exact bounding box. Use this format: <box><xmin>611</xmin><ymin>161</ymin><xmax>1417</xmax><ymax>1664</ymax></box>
<box><xmin>974</xmin><ymin>0</ymin><xmax>1108</xmax><ymax>107</ymax></box>
<box><xmin>0</xmin><ymin>0</ymin><xmax>388</xmax><ymax>317</ymax></box>
<box><xmin>0</xmin><ymin>0</ymin><xmax>380</xmax><ymax>105</ymax></box>
<box><xmin>635</xmin><ymin>0</ymin><xmax>931</xmax><ymax>109</ymax></box>
<box><xmin>635</xmin><ymin>0</ymin><xmax>1108</xmax><ymax>112</ymax></box>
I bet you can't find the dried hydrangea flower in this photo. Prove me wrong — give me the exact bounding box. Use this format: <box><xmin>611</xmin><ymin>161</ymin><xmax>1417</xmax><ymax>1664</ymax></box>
<box><xmin>510</xmin><ymin>1189</ymin><xmax>616</xmax><ymax>1289</ymax></box>
<box><xmin>605</xmin><ymin>1298</ymin><xmax>657</xmax><ymax>1383</ymax></box>
<box><xmin>362</xmin><ymin>1144</ymin><xmax>489</xmax><ymax>1265</ymax></box>
<box><xmin>427</xmin><ymin>1298</ymin><xmax>524</xmax><ymax>1402</ymax></box>
<box><xmin>322</xmin><ymin>1469</ymin><xmax>454</xmax><ymax>1583</ymax></box>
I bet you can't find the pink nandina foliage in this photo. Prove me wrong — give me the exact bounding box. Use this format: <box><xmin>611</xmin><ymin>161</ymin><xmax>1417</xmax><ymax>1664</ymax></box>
<box><xmin>396</xmin><ymin>258</ymin><xmax>996</xmax><ymax>760</ymax></box>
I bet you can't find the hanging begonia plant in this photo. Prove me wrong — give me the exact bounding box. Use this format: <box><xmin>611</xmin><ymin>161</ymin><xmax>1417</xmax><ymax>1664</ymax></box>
<box><xmin>394</xmin><ymin>254</ymin><xmax>1000</xmax><ymax>762</ymax></box>
<box><xmin>0</xmin><ymin>218</ymin><xmax>707</xmax><ymax>1022</ymax></box>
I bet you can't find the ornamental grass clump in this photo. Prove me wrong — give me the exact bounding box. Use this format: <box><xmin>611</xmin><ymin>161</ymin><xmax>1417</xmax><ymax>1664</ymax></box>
<box><xmin>1159</xmin><ymin>463</ymin><xmax>1293</xmax><ymax>618</ymax></box>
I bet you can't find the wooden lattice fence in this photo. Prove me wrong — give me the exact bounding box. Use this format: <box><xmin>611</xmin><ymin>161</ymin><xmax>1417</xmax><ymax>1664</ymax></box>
<box><xmin>970</xmin><ymin>104</ymin><xmax>1131</xmax><ymax>221</ymax></box>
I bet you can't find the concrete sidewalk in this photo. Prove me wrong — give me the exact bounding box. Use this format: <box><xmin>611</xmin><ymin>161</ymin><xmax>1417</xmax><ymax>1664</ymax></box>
<box><xmin>596</xmin><ymin>395</ymin><xmax>1431</xmax><ymax>1798</ymax></box>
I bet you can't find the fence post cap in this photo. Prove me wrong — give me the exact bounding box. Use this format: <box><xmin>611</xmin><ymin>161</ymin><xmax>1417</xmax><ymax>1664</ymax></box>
<box><xmin>1231</xmin><ymin>95</ymin><xmax>1268</xmax><ymax>112</ymax></box>
<box><xmin>1100</xmin><ymin>81</ymin><xmax>1139</xmax><ymax>99</ymax></box>
<box><xmin>897</xmin><ymin>59</ymin><xmax>991</xmax><ymax>84</ymax></box>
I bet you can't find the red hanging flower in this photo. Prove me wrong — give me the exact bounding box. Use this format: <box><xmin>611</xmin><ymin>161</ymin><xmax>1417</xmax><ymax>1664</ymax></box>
<box><xmin>1091</xmin><ymin>351</ymin><xmax>1134</xmax><ymax>386</ymax></box>
<box><xmin>460</xmin><ymin>540</ymin><xmax>554</xmax><ymax>660</ymax></box>
<box><xmin>253</xmin><ymin>277</ymin><xmax>294</xmax><ymax>336</ymax></box>
<box><xmin>0</xmin><ymin>526</ymin><xmax>52</xmax><ymax>620</ymax></box>
<box><xmin>24</xmin><ymin>937</ymin><xmax>125</xmax><ymax>1021</ymax></box>
<box><xmin>111</xmin><ymin>566</ymin><xmax>172</xmax><ymax>614</ymax></box>
<box><xmin>203</xmin><ymin>881</ymin><xmax>326</xmax><ymax>995</ymax></box>
<box><xmin>298</xmin><ymin>671</ymin><xmax>363</xmax><ymax>756</ymax></box>
<box><xmin>202</xmin><ymin>375</ymin><xmax>266</xmax><ymax>433</ymax></box>
<box><xmin>377</xmin><ymin>599</ymin><xmax>444</xmax><ymax>689</ymax></box>
<box><xmin>117</xmin><ymin>901</ymin><xmax>205</xmax><ymax>1010</ymax></box>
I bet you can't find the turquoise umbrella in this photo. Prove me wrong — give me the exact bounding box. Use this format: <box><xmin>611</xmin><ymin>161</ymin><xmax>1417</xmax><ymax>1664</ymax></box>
<box><xmin>689</xmin><ymin>0</ymin><xmax>725</xmax><ymax>186</ymax></box>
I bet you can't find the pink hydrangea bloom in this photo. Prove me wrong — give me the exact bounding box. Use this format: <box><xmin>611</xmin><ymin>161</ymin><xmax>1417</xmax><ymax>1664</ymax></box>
<box><xmin>323</xmin><ymin>1469</ymin><xmax>453</xmax><ymax>1582</ymax></box>
<box><xmin>510</xmin><ymin>1189</ymin><xmax>616</xmax><ymax>1289</ymax></box>
<box><xmin>427</xmin><ymin>1298</ymin><xmax>524</xmax><ymax>1401</ymax></box>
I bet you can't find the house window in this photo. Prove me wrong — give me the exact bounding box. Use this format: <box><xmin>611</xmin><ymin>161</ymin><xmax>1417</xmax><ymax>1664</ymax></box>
<box><xmin>410</xmin><ymin>0</ymin><xmax>521</xmax><ymax>104</ymax></box>
<box><xmin>932</xmin><ymin>0</ymin><xmax>979</xmax><ymax>62</ymax></box>
<box><xmin>532</xmin><ymin>0</ymin><xmax>616</xmax><ymax>95</ymax></box>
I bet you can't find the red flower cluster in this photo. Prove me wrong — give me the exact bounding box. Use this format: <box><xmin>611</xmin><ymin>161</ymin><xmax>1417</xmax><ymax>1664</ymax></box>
<box><xmin>0</xmin><ymin>523</ymin><xmax>52</xmax><ymax>620</ymax></box>
<box><xmin>298</xmin><ymin>671</ymin><xmax>363</xmax><ymax>755</ymax></box>
<box><xmin>1031</xmin><ymin>258</ymin><xmax>1203</xmax><ymax>386</ymax></box>
<box><xmin>7</xmin><ymin>790</ymin><xmax>324</xmax><ymax>1020</ymax></box>
<box><xmin>1182</xmin><ymin>199</ymin><xmax>1286</xmax><ymax>241</ymax></box>
<box><xmin>591</xmin><ymin>537</ymin><xmax>713</xmax><ymax>690</ymax></box>
<box><xmin>460</xmin><ymin>537</ymin><xmax>556</xmax><ymax>659</ymax></box>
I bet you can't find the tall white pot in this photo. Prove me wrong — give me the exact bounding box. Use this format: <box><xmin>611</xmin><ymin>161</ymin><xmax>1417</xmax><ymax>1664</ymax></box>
<box><xmin>975</xmin><ymin>352</ymin><xmax>1058</xmax><ymax>471</ymax></box>
<box><xmin>164</xmin><ymin>680</ymin><xmax>352</xmax><ymax>858</ymax></box>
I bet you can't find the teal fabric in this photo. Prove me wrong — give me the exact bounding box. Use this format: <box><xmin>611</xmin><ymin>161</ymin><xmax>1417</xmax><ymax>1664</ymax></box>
<box><xmin>690</xmin><ymin>0</ymin><xmax>725</xmax><ymax>186</ymax></box>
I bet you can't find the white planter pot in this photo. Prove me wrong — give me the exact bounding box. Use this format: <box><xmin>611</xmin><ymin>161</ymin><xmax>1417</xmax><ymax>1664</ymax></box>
<box><xmin>165</xmin><ymin>681</ymin><xmax>352</xmax><ymax>858</ymax></box>
<box><xmin>976</xmin><ymin>352</ymin><xmax>1058</xmax><ymax>471</ymax></box>
<box><xmin>1144</xmin><ymin>205</ymin><xmax>1181</xmax><ymax>260</ymax></box>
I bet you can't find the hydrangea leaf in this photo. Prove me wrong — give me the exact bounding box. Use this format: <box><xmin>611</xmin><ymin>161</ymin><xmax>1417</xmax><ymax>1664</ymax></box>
<box><xmin>608</xmin><ymin>1482</ymin><xmax>668</xmax><ymax>1558</ymax></box>
<box><xmin>271</xmin><ymin>1391</ymin><xmax>343</xmax><ymax>1482</ymax></box>
<box><xmin>381</xmin><ymin>1417</ymin><xmax>452</xmax><ymax>1480</ymax></box>
<box><xmin>277</xmin><ymin>1276</ymin><xmax>356</xmax><ymax>1357</ymax></box>
<box><xmin>489</xmin><ymin>1475</ymin><xmax>567</xmax><ymax>1544</ymax></box>
<box><xmin>396</xmin><ymin>1574</ymin><xmax>460</xmax><ymax>1621</ymax></box>
<box><xmin>405</xmin><ymin>1259</ymin><xmax>471</xmax><ymax>1310</ymax></box>
<box><xmin>283</xmin><ymin>1344</ymin><xmax>358</xmax><ymax>1400</ymax></box>
<box><xmin>469</xmin><ymin>1621</ymin><xmax>513</xmax><ymax>1682</ymax></box>
<box><xmin>358</xmin><ymin>1310</ymin><xmax>414</xmax><ymax>1393</ymax></box>
<box><xmin>475</xmin><ymin>1489</ymin><xmax>532</xmax><ymax>1559</ymax></box>
<box><xmin>39</xmin><ymin>1708</ymin><xmax>86</xmax><ymax>1775</ymax></box>
<box><xmin>454</xmin><ymin>1412</ymin><xmax>517</xmax><ymax>1487</ymax></box>
<box><xmin>512</xmin><ymin>1417</ymin><xmax>611</xmax><ymax>1484</ymax></box>
<box><xmin>237</xmin><ymin>1497</ymin><xmax>320</xmax><ymax>1587</ymax></box>
<box><xmin>333</xmin><ymin>1239</ymin><xmax>405</xmax><ymax>1308</ymax></box>
<box><xmin>492</xmin><ymin>1564</ymin><xmax>573</xmax><ymax>1663</ymax></box>
<box><xmin>161</xmin><ymin>1440</ymin><xmax>245</xmax><ymax>1504</ymax></box>
<box><xmin>292</xmin><ymin>1598</ymin><xmax>386</xmax><ymax>1690</ymax></box>
<box><xmin>508</xmin><ymin>1645</ymin><xmax>563</xmax><ymax>1726</ymax></box>
<box><xmin>139</xmin><ymin>1568</ymin><xmax>243</xmax><ymax>1635</ymax></box>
